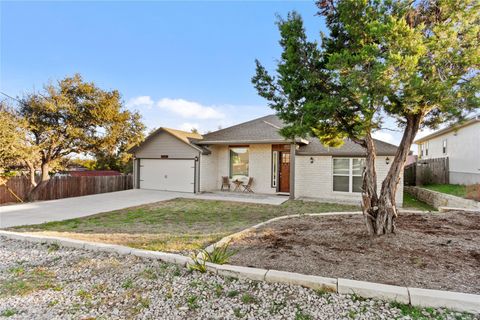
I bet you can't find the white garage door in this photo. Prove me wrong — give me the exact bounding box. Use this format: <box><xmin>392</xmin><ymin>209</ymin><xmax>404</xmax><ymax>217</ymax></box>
<box><xmin>139</xmin><ymin>159</ymin><xmax>195</xmax><ymax>193</ymax></box>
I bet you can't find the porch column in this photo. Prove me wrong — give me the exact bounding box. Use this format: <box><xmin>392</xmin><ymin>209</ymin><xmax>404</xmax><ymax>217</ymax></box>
<box><xmin>289</xmin><ymin>142</ymin><xmax>295</xmax><ymax>200</ymax></box>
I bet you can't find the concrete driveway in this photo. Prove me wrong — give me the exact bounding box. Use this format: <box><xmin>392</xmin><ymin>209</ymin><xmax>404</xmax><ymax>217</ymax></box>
<box><xmin>0</xmin><ymin>189</ymin><xmax>288</xmax><ymax>228</ymax></box>
<box><xmin>0</xmin><ymin>189</ymin><xmax>178</xmax><ymax>228</ymax></box>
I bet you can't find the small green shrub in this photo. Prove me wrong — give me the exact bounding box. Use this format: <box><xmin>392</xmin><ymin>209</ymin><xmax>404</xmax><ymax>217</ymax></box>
<box><xmin>202</xmin><ymin>243</ymin><xmax>236</xmax><ymax>265</ymax></box>
<box><xmin>189</xmin><ymin>243</ymin><xmax>236</xmax><ymax>273</ymax></box>
<box><xmin>187</xmin><ymin>295</ymin><xmax>199</xmax><ymax>310</ymax></box>
<box><xmin>0</xmin><ymin>309</ymin><xmax>17</xmax><ymax>317</ymax></box>
<box><xmin>227</xmin><ymin>290</ymin><xmax>239</xmax><ymax>298</ymax></box>
<box><xmin>241</xmin><ymin>293</ymin><xmax>256</xmax><ymax>304</ymax></box>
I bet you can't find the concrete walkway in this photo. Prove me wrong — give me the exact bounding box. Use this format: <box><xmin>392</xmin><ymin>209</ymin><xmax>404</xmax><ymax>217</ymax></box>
<box><xmin>0</xmin><ymin>189</ymin><xmax>287</xmax><ymax>228</ymax></box>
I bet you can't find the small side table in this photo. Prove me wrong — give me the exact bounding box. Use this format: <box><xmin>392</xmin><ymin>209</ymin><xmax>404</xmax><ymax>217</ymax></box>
<box><xmin>233</xmin><ymin>180</ymin><xmax>243</xmax><ymax>192</ymax></box>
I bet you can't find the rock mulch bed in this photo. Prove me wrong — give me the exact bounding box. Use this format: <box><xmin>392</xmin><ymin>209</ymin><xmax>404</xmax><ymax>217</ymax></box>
<box><xmin>228</xmin><ymin>211</ymin><xmax>480</xmax><ymax>295</ymax></box>
<box><xmin>1</xmin><ymin>237</ymin><xmax>475</xmax><ymax>319</ymax></box>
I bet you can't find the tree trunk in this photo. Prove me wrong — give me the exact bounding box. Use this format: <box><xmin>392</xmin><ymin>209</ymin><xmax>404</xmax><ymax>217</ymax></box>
<box><xmin>361</xmin><ymin>133</ymin><xmax>379</xmax><ymax>235</ymax></box>
<box><xmin>40</xmin><ymin>162</ymin><xmax>50</xmax><ymax>182</ymax></box>
<box><xmin>375</xmin><ymin>114</ymin><xmax>423</xmax><ymax>235</ymax></box>
<box><xmin>24</xmin><ymin>160</ymin><xmax>37</xmax><ymax>188</ymax></box>
<box><xmin>360</xmin><ymin>114</ymin><xmax>423</xmax><ymax>236</ymax></box>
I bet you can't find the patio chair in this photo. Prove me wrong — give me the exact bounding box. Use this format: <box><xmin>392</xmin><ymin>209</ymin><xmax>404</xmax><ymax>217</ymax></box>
<box><xmin>242</xmin><ymin>177</ymin><xmax>254</xmax><ymax>193</ymax></box>
<box><xmin>221</xmin><ymin>176</ymin><xmax>230</xmax><ymax>191</ymax></box>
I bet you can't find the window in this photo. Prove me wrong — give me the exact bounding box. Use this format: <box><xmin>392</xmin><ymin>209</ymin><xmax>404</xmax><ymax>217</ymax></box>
<box><xmin>229</xmin><ymin>147</ymin><xmax>249</xmax><ymax>179</ymax></box>
<box><xmin>425</xmin><ymin>141</ymin><xmax>429</xmax><ymax>156</ymax></box>
<box><xmin>333</xmin><ymin>158</ymin><xmax>365</xmax><ymax>193</ymax></box>
<box><xmin>442</xmin><ymin>139</ymin><xmax>447</xmax><ymax>154</ymax></box>
<box><xmin>420</xmin><ymin>144</ymin><xmax>424</xmax><ymax>157</ymax></box>
<box><xmin>271</xmin><ymin>151</ymin><xmax>278</xmax><ymax>187</ymax></box>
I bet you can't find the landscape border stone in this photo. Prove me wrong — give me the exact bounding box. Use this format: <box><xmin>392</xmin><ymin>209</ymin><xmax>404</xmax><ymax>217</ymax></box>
<box><xmin>338</xmin><ymin>278</ymin><xmax>409</xmax><ymax>304</ymax></box>
<box><xmin>266</xmin><ymin>270</ymin><xmax>337</xmax><ymax>293</ymax></box>
<box><xmin>1</xmin><ymin>210</ymin><xmax>479</xmax><ymax>314</ymax></box>
<box><xmin>408</xmin><ymin>287</ymin><xmax>480</xmax><ymax>314</ymax></box>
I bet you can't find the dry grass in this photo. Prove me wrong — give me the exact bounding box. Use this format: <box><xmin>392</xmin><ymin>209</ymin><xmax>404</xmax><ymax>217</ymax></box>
<box><xmin>11</xmin><ymin>198</ymin><xmax>359</xmax><ymax>253</ymax></box>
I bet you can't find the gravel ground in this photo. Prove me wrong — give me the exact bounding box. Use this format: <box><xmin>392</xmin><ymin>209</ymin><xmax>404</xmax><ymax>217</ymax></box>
<box><xmin>0</xmin><ymin>237</ymin><xmax>477</xmax><ymax>320</ymax></box>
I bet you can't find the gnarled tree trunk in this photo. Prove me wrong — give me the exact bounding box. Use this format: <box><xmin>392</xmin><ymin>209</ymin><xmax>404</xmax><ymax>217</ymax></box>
<box><xmin>360</xmin><ymin>133</ymin><xmax>379</xmax><ymax>235</ymax></box>
<box><xmin>362</xmin><ymin>114</ymin><xmax>423</xmax><ymax>235</ymax></box>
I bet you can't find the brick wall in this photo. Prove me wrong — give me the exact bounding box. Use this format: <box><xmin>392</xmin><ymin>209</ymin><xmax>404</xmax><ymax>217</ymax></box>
<box><xmin>295</xmin><ymin>155</ymin><xmax>403</xmax><ymax>206</ymax></box>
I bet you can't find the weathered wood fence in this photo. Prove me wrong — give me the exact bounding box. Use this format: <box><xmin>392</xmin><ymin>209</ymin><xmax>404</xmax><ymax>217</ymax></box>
<box><xmin>0</xmin><ymin>175</ymin><xmax>133</xmax><ymax>204</ymax></box>
<box><xmin>404</xmin><ymin>157</ymin><xmax>449</xmax><ymax>186</ymax></box>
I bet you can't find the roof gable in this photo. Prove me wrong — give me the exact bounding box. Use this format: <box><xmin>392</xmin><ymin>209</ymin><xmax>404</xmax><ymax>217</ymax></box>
<box><xmin>129</xmin><ymin>127</ymin><xmax>203</xmax><ymax>154</ymax></box>
<box><xmin>414</xmin><ymin>116</ymin><xmax>480</xmax><ymax>144</ymax></box>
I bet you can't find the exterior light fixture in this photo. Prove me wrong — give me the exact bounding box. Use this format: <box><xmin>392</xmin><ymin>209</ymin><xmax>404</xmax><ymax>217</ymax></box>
<box><xmin>310</xmin><ymin>157</ymin><xmax>314</xmax><ymax>164</ymax></box>
<box><xmin>385</xmin><ymin>157</ymin><xmax>390</xmax><ymax>165</ymax></box>
<box><xmin>194</xmin><ymin>156</ymin><xmax>199</xmax><ymax>162</ymax></box>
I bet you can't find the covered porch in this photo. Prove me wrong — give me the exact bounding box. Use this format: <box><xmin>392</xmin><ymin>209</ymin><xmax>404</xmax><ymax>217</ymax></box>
<box><xmin>198</xmin><ymin>143</ymin><xmax>297</xmax><ymax>198</ymax></box>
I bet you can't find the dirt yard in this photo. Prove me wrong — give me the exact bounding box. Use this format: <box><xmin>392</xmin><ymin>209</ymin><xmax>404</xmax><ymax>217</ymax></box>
<box><xmin>229</xmin><ymin>211</ymin><xmax>480</xmax><ymax>294</ymax></box>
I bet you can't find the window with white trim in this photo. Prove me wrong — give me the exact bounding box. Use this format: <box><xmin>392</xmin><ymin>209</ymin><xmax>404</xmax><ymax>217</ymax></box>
<box><xmin>442</xmin><ymin>139</ymin><xmax>447</xmax><ymax>154</ymax></box>
<box><xmin>333</xmin><ymin>158</ymin><xmax>365</xmax><ymax>193</ymax></box>
<box><xmin>229</xmin><ymin>147</ymin><xmax>249</xmax><ymax>179</ymax></box>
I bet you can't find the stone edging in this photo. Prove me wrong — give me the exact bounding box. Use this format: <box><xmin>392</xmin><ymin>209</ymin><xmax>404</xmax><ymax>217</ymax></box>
<box><xmin>1</xmin><ymin>219</ymin><xmax>479</xmax><ymax>314</ymax></box>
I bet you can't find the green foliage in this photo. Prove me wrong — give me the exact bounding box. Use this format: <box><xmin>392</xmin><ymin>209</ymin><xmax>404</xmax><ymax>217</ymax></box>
<box><xmin>233</xmin><ymin>307</ymin><xmax>244</xmax><ymax>318</ymax></box>
<box><xmin>403</xmin><ymin>192</ymin><xmax>436</xmax><ymax>211</ymax></box>
<box><xmin>253</xmin><ymin>0</ymin><xmax>479</xmax><ymax>229</ymax></box>
<box><xmin>0</xmin><ymin>308</ymin><xmax>18</xmax><ymax>317</ymax></box>
<box><xmin>202</xmin><ymin>243</ymin><xmax>236</xmax><ymax>265</ymax></box>
<box><xmin>189</xmin><ymin>242</ymin><xmax>236</xmax><ymax>273</ymax></box>
<box><xmin>294</xmin><ymin>306</ymin><xmax>313</xmax><ymax>320</ymax></box>
<box><xmin>188</xmin><ymin>255</ymin><xmax>208</xmax><ymax>273</ymax></box>
<box><xmin>254</xmin><ymin>1</ymin><xmax>479</xmax><ymax>146</ymax></box>
<box><xmin>227</xmin><ymin>290</ymin><xmax>239</xmax><ymax>298</ymax></box>
<box><xmin>241</xmin><ymin>293</ymin><xmax>256</xmax><ymax>304</ymax></box>
<box><xmin>422</xmin><ymin>184</ymin><xmax>467</xmax><ymax>198</ymax></box>
<box><xmin>0</xmin><ymin>104</ymin><xmax>39</xmax><ymax>174</ymax></box>
<box><xmin>186</xmin><ymin>295</ymin><xmax>199</xmax><ymax>310</ymax></box>
<box><xmin>17</xmin><ymin>74</ymin><xmax>145</xmax><ymax>179</ymax></box>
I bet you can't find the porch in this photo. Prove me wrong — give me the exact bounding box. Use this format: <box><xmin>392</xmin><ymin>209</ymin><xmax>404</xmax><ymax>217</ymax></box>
<box><xmin>199</xmin><ymin>143</ymin><xmax>296</xmax><ymax>198</ymax></box>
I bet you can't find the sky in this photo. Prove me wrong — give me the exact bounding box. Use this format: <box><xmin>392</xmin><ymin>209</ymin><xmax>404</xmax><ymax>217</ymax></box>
<box><xmin>1</xmin><ymin>0</ymin><xmax>434</xmax><ymax>146</ymax></box>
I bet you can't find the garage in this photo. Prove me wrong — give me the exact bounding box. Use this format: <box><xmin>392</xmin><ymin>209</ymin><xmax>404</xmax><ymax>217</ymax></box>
<box><xmin>139</xmin><ymin>159</ymin><xmax>195</xmax><ymax>193</ymax></box>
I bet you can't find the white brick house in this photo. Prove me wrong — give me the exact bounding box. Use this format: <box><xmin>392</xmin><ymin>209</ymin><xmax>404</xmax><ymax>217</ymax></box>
<box><xmin>130</xmin><ymin>115</ymin><xmax>403</xmax><ymax>205</ymax></box>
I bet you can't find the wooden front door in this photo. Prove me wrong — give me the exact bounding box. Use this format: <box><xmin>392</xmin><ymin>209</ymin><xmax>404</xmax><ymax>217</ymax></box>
<box><xmin>279</xmin><ymin>152</ymin><xmax>290</xmax><ymax>193</ymax></box>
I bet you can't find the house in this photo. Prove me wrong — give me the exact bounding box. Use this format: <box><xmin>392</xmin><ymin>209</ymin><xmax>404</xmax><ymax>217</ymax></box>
<box><xmin>130</xmin><ymin>115</ymin><xmax>403</xmax><ymax>205</ymax></box>
<box><xmin>414</xmin><ymin>115</ymin><xmax>480</xmax><ymax>185</ymax></box>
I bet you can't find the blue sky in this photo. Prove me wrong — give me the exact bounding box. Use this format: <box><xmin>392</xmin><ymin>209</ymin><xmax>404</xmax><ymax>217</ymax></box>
<box><xmin>1</xmin><ymin>1</ymin><xmax>423</xmax><ymax>145</ymax></box>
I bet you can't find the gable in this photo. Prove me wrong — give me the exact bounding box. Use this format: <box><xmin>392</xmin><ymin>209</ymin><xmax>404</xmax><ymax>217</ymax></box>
<box><xmin>134</xmin><ymin>131</ymin><xmax>199</xmax><ymax>158</ymax></box>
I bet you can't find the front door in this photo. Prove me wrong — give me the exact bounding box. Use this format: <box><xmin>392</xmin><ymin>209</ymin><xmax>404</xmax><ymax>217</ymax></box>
<box><xmin>279</xmin><ymin>152</ymin><xmax>290</xmax><ymax>193</ymax></box>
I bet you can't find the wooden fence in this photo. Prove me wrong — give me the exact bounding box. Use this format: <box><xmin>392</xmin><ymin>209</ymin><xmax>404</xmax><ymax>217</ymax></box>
<box><xmin>0</xmin><ymin>175</ymin><xmax>133</xmax><ymax>204</ymax></box>
<box><xmin>404</xmin><ymin>157</ymin><xmax>449</xmax><ymax>186</ymax></box>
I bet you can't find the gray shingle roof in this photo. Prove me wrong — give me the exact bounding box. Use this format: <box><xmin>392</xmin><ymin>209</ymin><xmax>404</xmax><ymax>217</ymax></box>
<box><xmin>195</xmin><ymin>114</ymin><xmax>398</xmax><ymax>156</ymax></box>
<box><xmin>297</xmin><ymin>138</ymin><xmax>398</xmax><ymax>156</ymax></box>
<box><xmin>196</xmin><ymin>115</ymin><xmax>289</xmax><ymax>144</ymax></box>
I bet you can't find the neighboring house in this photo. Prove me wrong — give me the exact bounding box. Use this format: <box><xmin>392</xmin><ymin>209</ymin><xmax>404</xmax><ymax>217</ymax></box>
<box><xmin>414</xmin><ymin>115</ymin><xmax>480</xmax><ymax>185</ymax></box>
<box><xmin>130</xmin><ymin>115</ymin><xmax>403</xmax><ymax>205</ymax></box>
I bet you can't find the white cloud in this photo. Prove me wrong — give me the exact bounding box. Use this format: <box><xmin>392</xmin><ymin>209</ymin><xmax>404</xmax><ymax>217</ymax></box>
<box><xmin>157</xmin><ymin>98</ymin><xmax>225</xmax><ymax>120</ymax></box>
<box><xmin>372</xmin><ymin>130</ymin><xmax>394</xmax><ymax>143</ymax></box>
<box><xmin>179</xmin><ymin>122</ymin><xmax>200</xmax><ymax>132</ymax></box>
<box><xmin>126</xmin><ymin>96</ymin><xmax>154</xmax><ymax>109</ymax></box>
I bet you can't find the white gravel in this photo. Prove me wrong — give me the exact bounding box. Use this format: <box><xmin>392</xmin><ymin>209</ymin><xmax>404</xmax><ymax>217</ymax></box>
<box><xmin>0</xmin><ymin>236</ymin><xmax>477</xmax><ymax>320</ymax></box>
